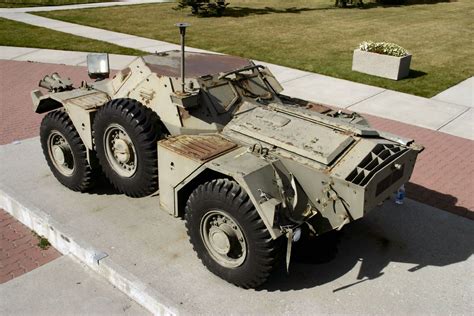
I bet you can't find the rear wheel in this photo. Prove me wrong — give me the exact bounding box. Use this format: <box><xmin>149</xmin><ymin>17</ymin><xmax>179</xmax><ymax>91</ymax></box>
<box><xmin>40</xmin><ymin>110</ymin><xmax>95</xmax><ymax>191</ymax></box>
<box><xmin>185</xmin><ymin>179</ymin><xmax>281</xmax><ymax>288</ymax></box>
<box><xmin>93</xmin><ymin>98</ymin><xmax>161</xmax><ymax>197</ymax></box>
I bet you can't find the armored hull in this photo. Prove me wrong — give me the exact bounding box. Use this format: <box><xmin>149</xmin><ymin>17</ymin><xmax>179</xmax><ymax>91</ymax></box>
<box><xmin>32</xmin><ymin>49</ymin><xmax>423</xmax><ymax>288</ymax></box>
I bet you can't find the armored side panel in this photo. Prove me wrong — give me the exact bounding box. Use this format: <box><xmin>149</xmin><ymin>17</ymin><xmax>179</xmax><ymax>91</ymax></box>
<box><xmin>157</xmin><ymin>134</ymin><xmax>237</xmax><ymax>214</ymax></box>
<box><xmin>157</xmin><ymin>134</ymin><xmax>286</xmax><ymax>239</ymax></box>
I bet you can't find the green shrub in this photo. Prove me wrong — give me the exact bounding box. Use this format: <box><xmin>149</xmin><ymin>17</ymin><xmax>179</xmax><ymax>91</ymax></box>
<box><xmin>175</xmin><ymin>0</ymin><xmax>229</xmax><ymax>17</ymax></box>
<box><xmin>359</xmin><ymin>41</ymin><xmax>409</xmax><ymax>57</ymax></box>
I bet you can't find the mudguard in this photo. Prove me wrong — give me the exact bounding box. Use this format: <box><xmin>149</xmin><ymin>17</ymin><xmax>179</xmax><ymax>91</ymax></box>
<box><xmin>31</xmin><ymin>88</ymin><xmax>109</xmax><ymax>150</ymax></box>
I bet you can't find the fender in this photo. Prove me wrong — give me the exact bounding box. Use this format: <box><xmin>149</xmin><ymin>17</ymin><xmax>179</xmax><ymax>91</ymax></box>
<box><xmin>32</xmin><ymin>88</ymin><xmax>110</xmax><ymax>151</ymax></box>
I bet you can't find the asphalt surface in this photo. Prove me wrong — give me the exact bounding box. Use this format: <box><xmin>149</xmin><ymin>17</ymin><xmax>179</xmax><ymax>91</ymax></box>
<box><xmin>1</xmin><ymin>138</ymin><xmax>473</xmax><ymax>315</ymax></box>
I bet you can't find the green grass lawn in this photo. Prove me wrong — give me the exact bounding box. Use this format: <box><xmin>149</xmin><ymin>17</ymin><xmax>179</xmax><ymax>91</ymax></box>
<box><xmin>0</xmin><ymin>18</ymin><xmax>142</xmax><ymax>55</ymax></box>
<box><xmin>35</xmin><ymin>0</ymin><xmax>473</xmax><ymax>97</ymax></box>
<box><xmin>0</xmin><ymin>0</ymin><xmax>112</xmax><ymax>8</ymax></box>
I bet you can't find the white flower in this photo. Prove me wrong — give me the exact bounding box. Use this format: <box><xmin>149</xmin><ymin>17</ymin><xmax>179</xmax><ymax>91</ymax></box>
<box><xmin>358</xmin><ymin>41</ymin><xmax>409</xmax><ymax>57</ymax></box>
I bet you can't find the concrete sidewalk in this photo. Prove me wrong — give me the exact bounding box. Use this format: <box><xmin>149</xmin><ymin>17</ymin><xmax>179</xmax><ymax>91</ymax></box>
<box><xmin>0</xmin><ymin>46</ymin><xmax>136</xmax><ymax>70</ymax></box>
<box><xmin>0</xmin><ymin>255</ymin><xmax>149</xmax><ymax>315</ymax></box>
<box><xmin>0</xmin><ymin>0</ymin><xmax>172</xmax><ymax>13</ymax></box>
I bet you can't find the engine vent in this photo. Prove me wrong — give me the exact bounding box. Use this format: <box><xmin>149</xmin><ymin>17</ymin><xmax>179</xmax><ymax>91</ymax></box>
<box><xmin>346</xmin><ymin>143</ymin><xmax>407</xmax><ymax>186</ymax></box>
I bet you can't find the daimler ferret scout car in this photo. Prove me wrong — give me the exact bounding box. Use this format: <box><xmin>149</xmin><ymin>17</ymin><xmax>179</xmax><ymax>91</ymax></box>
<box><xmin>31</xmin><ymin>26</ymin><xmax>423</xmax><ymax>288</ymax></box>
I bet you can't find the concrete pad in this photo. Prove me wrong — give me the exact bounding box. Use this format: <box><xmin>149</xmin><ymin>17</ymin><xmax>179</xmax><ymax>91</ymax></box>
<box><xmin>1</xmin><ymin>138</ymin><xmax>473</xmax><ymax>315</ymax></box>
<box><xmin>0</xmin><ymin>12</ymin><xmax>62</xmax><ymax>27</ymax></box>
<box><xmin>76</xmin><ymin>54</ymin><xmax>137</xmax><ymax>70</ymax></box>
<box><xmin>13</xmin><ymin>49</ymin><xmax>87</xmax><ymax>66</ymax></box>
<box><xmin>0</xmin><ymin>46</ymin><xmax>133</xmax><ymax>70</ymax></box>
<box><xmin>141</xmin><ymin>45</ymin><xmax>213</xmax><ymax>54</ymax></box>
<box><xmin>281</xmin><ymin>73</ymin><xmax>386</xmax><ymax>108</ymax></box>
<box><xmin>349</xmin><ymin>90</ymin><xmax>469</xmax><ymax>130</ymax></box>
<box><xmin>433</xmin><ymin>77</ymin><xmax>474</xmax><ymax>107</ymax></box>
<box><xmin>256</xmin><ymin>60</ymin><xmax>311</xmax><ymax>83</ymax></box>
<box><xmin>140</xmin><ymin>44</ymin><xmax>181</xmax><ymax>54</ymax></box>
<box><xmin>111</xmin><ymin>36</ymin><xmax>167</xmax><ymax>50</ymax></box>
<box><xmin>0</xmin><ymin>13</ymin><xmax>138</xmax><ymax>44</ymax></box>
<box><xmin>0</xmin><ymin>46</ymin><xmax>38</xmax><ymax>60</ymax></box>
<box><xmin>0</xmin><ymin>0</ymin><xmax>172</xmax><ymax>13</ymax></box>
<box><xmin>438</xmin><ymin>108</ymin><xmax>474</xmax><ymax>140</ymax></box>
<box><xmin>0</xmin><ymin>255</ymin><xmax>149</xmax><ymax>315</ymax></box>
<box><xmin>56</xmin><ymin>25</ymin><xmax>136</xmax><ymax>42</ymax></box>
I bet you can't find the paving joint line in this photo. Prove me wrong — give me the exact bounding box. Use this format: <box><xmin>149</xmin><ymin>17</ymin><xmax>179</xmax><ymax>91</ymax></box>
<box><xmin>435</xmin><ymin>107</ymin><xmax>471</xmax><ymax>131</ymax></box>
<box><xmin>279</xmin><ymin>73</ymin><xmax>313</xmax><ymax>84</ymax></box>
<box><xmin>9</xmin><ymin>48</ymin><xmax>41</xmax><ymax>61</ymax></box>
<box><xmin>345</xmin><ymin>89</ymin><xmax>387</xmax><ymax>110</ymax></box>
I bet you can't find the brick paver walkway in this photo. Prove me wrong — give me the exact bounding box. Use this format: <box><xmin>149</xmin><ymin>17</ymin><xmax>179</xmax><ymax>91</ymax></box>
<box><xmin>0</xmin><ymin>60</ymin><xmax>90</xmax><ymax>145</ymax></box>
<box><xmin>366</xmin><ymin>115</ymin><xmax>474</xmax><ymax>219</ymax></box>
<box><xmin>0</xmin><ymin>60</ymin><xmax>73</xmax><ymax>282</ymax></box>
<box><xmin>0</xmin><ymin>209</ymin><xmax>61</xmax><ymax>284</ymax></box>
<box><xmin>1</xmin><ymin>59</ymin><xmax>472</xmax><ymax>221</ymax></box>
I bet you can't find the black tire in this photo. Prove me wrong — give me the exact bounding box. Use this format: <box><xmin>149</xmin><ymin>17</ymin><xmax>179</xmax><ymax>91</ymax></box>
<box><xmin>185</xmin><ymin>179</ymin><xmax>281</xmax><ymax>288</ymax></box>
<box><xmin>93</xmin><ymin>98</ymin><xmax>160</xmax><ymax>197</ymax></box>
<box><xmin>40</xmin><ymin>110</ymin><xmax>96</xmax><ymax>192</ymax></box>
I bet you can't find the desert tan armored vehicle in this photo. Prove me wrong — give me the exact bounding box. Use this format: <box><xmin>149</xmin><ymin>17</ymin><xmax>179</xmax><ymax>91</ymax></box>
<box><xmin>31</xmin><ymin>26</ymin><xmax>423</xmax><ymax>288</ymax></box>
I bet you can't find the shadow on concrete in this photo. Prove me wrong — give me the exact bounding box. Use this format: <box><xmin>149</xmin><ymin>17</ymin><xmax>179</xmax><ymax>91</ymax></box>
<box><xmin>87</xmin><ymin>174</ymin><xmax>121</xmax><ymax>196</ymax></box>
<box><xmin>262</xmin><ymin>199</ymin><xmax>474</xmax><ymax>291</ymax></box>
<box><xmin>406</xmin><ymin>182</ymin><xmax>473</xmax><ymax>219</ymax></box>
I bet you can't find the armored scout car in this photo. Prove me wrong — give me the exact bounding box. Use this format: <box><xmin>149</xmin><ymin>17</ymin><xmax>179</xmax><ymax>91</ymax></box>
<box><xmin>32</xmin><ymin>33</ymin><xmax>422</xmax><ymax>288</ymax></box>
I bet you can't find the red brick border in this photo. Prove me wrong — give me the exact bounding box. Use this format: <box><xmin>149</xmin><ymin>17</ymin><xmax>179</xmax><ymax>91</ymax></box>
<box><xmin>0</xmin><ymin>209</ymin><xmax>61</xmax><ymax>284</ymax></box>
<box><xmin>365</xmin><ymin>114</ymin><xmax>473</xmax><ymax>219</ymax></box>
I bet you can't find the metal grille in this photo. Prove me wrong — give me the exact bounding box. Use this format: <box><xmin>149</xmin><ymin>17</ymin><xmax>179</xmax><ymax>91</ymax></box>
<box><xmin>346</xmin><ymin>143</ymin><xmax>407</xmax><ymax>186</ymax></box>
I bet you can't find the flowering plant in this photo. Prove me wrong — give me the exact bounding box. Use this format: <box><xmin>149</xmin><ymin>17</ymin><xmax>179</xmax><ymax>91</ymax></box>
<box><xmin>358</xmin><ymin>41</ymin><xmax>409</xmax><ymax>57</ymax></box>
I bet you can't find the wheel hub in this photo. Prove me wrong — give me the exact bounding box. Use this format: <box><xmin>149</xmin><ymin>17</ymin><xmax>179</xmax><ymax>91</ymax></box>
<box><xmin>201</xmin><ymin>210</ymin><xmax>247</xmax><ymax>268</ymax></box>
<box><xmin>209</xmin><ymin>227</ymin><xmax>231</xmax><ymax>255</ymax></box>
<box><xmin>113</xmin><ymin>138</ymin><xmax>131</xmax><ymax>163</ymax></box>
<box><xmin>48</xmin><ymin>131</ymin><xmax>75</xmax><ymax>176</ymax></box>
<box><xmin>52</xmin><ymin>145</ymin><xmax>67</xmax><ymax>165</ymax></box>
<box><xmin>103</xmin><ymin>124</ymin><xmax>137</xmax><ymax>177</ymax></box>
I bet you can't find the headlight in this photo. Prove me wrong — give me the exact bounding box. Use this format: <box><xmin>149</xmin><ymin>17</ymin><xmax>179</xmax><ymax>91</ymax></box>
<box><xmin>87</xmin><ymin>53</ymin><xmax>109</xmax><ymax>80</ymax></box>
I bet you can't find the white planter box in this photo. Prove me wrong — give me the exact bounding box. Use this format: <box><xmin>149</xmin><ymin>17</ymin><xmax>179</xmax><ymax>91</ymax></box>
<box><xmin>352</xmin><ymin>49</ymin><xmax>412</xmax><ymax>80</ymax></box>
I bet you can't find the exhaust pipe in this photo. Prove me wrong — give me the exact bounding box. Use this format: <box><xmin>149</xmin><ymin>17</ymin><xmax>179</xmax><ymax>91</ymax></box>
<box><xmin>175</xmin><ymin>22</ymin><xmax>190</xmax><ymax>93</ymax></box>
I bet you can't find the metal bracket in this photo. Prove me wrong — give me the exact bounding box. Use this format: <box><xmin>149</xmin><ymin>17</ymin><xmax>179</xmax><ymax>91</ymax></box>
<box><xmin>285</xmin><ymin>227</ymin><xmax>293</xmax><ymax>274</ymax></box>
<box><xmin>93</xmin><ymin>251</ymin><xmax>109</xmax><ymax>265</ymax></box>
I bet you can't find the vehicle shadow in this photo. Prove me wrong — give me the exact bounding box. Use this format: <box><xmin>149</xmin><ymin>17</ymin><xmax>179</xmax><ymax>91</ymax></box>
<box><xmin>406</xmin><ymin>182</ymin><xmax>473</xmax><ymax>219</ymax></box>
<box><xmin>262</xmin><ymin>198</ymin><xmax>474</xmax><ymax>291</ymax></box>
<box><xmin>87</xmin><ymin>174</ymin><xmax>121</xmax><ymax>196</ymax></box>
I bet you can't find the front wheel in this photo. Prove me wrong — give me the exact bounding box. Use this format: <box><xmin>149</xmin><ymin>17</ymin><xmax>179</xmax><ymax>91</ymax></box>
<box><xmin>40</xmin><ymin>110</ymin><xmax>96</xmax><ymax>191</ymax></box>
<box><xmin>185</xmin><ymin>179</ymin><xmax>282</xmax><ymax>288</ymax></box>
